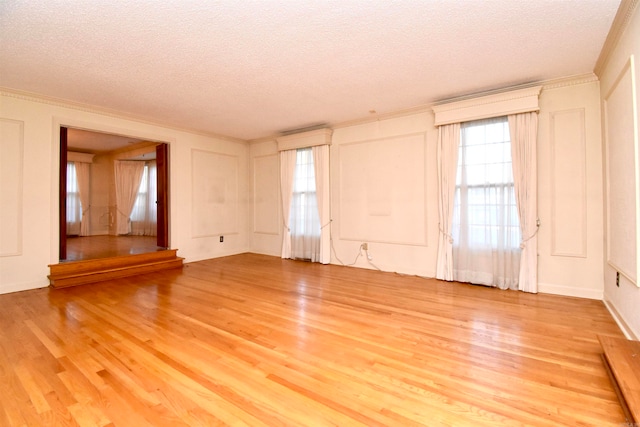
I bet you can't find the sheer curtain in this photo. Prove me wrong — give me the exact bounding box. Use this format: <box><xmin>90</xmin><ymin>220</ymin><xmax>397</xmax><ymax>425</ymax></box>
<box><xmin>66</xmin><ymin>162</ymin><xmax>82</xmax><ymax>235</ymax></box>
<box><xmin>290</xmin><ymin>148</ymin><xmax>321</xmax><ymax>261</ymax></box>
<box><xmin>280</xmin><ymin>150</ymin><xmax>297</xmax><ymax>259</ymax></box>
<box><xmin>312</xmin><ymin>145</ymin><xmax>330</xmax><ymax>264</ymax></box>
<box><xmin>114</xmin><ymin>161</ymin><xmax>145</xmax><ymax>235</ymax></box>
<box><xmin>130</xmin><ymin>161</ymin><xmax>158</xmax><ymax>236</ymax></box>
<box><xmin>436</xmin><ymin>123</ymin><xmax>461</xmax><ymax>281</ymax></box>
<box><xmin>75</xmin><ymin>162</ymin><xmax>91</xmax><ymax>236</ymax></box>
<box><xmin>509</xmin><ymin>112</ymin><xmax>539</xmax><ymax>293</ymax></box>
<box><xmin>452</xmin><ymin>117</ymin><xmax>520</xmax><ymax>289</ymax></box>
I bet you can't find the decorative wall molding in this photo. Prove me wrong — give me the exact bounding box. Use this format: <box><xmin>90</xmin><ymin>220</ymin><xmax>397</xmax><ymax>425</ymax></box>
<box><xmin>594</xmin><ymin>0</ymin><xmax>639</xmax><ymax>77</ymax></box>
<box><xmin>252</xmin><ymin>154</ymin><xmax>280</xmax><ymax>235</ymax></box>
<box><xmin>337</xmin><ymin>132</ymin><xmax>428</xmax><ymax>246</ymax></box>
<box><xmin>433</xmin><ymin>86</ymin><xmax>542</xmax><ymax>126</ymax></box>
<box><xmin>191</xmin><ymin>149</ymin><xmax>240</xmax><ymax>238</ymax></box>
<box><xmin>550</xmin><ymin>108</ymin><xmax>587</xmax><ymax>258</ymax></box>
<box><xmin>541</xmin><ymin>73</ymin><xmax>599</xmax><ymax>91</ymax></box>
<box><xmin>0</xmin><ymin>118</ymin><xmax>24</xmax><ymax>257</ymax></box>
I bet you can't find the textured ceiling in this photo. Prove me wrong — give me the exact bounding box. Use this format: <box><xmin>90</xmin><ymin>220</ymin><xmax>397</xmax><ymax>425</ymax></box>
<box><xmin>0</xmin><ymin>1</ymin><xmax>621</xmax><ymax>141</ymax></box>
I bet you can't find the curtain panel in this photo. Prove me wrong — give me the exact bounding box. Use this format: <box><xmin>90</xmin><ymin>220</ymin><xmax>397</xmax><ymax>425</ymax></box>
<box><xmin>75</xmin><ymin>162</ymin><xmax>91</xmax><ymax>236</ymax></box>
<box><xmin>130</xmin><ymin>161</ymin><xmax>158</xmax><ymax>236</ymax></box>
<box><xmin>114</xmin><ymin>161</ymin><xmax>145</xmax><ymax>235</ymax></box>
<box><xmin>279</xmin><ymin>150</ymin><xmax>297</xmax><ymax>259</ymax></box>
<box><xmin>509</xmin><ymin>112</ymin><xmax>539</xmax><ymax>293</ymax></box>
<box><xmin>435</xmin><ymin>123</ymin><xmax>460</xmax><ymax>281</ymax></box>
<box><xmin>312</xmin><ymin>145</ymin><xmax>331</xmax><ymax>264</ymax></box>
<box><xmin>66</xmin><ymin>162</ymin><xmax>82</xmax><ymax>236</ymax></box>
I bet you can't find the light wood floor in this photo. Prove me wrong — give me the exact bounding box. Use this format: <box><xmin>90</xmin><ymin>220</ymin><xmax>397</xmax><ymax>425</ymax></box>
<box><xmin>65</xmin><ymin>235</ymin><xmax>162</xmax><ymax>262</ymax></box>
<box><xmin>0</xmin><ymin>253</ymin><xmax>625</xmax><ymax>426</ymax></box>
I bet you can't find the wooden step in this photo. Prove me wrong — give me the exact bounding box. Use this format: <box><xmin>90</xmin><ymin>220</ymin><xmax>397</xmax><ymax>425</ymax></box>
<box><xmin>48</xmin><ymin>250</ymin><xmax>184</xmax><ymax>288</ymax></box>
<box><xmin>599</xmin><ymin>335</ymin><xmax>640</xmax><ymax>423</ymax></box>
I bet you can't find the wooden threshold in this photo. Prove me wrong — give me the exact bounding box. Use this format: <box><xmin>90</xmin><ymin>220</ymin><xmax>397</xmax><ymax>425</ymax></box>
<box><xmin>599</xmin><ymin>334</ymin><xmax>640</xmax><ymax>423</ymax></box>
<box><xmin>48</xmin><ymin>249</ymin><xmax>183</xmax><ymax>288</ymax></box>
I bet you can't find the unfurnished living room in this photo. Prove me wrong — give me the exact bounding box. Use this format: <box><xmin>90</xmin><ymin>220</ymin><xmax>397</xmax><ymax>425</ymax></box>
<box><xmin>1</xmin><ymin>1</ymin><xmax>640</xmax><ymax>425</ymax></box>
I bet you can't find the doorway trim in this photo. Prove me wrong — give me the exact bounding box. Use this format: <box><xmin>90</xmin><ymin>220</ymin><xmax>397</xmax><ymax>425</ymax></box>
<box><xmin>53</xmin><ymin>118</ymin><xmax>174</xmax><ymax>262</ymax></box>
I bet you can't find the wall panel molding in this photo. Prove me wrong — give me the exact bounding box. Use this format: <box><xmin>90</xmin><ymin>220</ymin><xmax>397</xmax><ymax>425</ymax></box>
<box><xmin>0</xmin><ymin>118</ymin><xmax>24</xmax><ymax>257</ymax></box>
<box><xmin>191</xmin><ymin>149</ymin><xmax>239</xmax><ymax>238</ymax></box>
<box><xmin>253</xmin><ymin>154</ymin><xmax>280</xmax><ymax>235</ymax></box>
<box><xmin>549</xmin><ymin>108</ymin><xmax>587</xmax><ymax>258</ymax></box>
<box><xmin>338</xmin><ymin>132</ymin><xmax>428</xmax><ymax>246</ymax></box>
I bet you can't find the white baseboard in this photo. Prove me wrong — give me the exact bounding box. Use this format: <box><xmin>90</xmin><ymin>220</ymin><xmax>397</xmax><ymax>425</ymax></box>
<box><xmin>0</xmin><ymin>280</ymin><xmax>49</xmax><ymax>295</ymax></box>
<box><xmin>537</xmin><ymin>282</ymin><xmax>603</xmax><ymax>300</ymax></box>
<box><xmin>603</xmin><ymin>297</ymin><xmax>639</xmax><ymax>340</ymax></box>
<box><xmin>184</xmin><ymin>248</ymin><xmax>251</xmax><ymax>264</ymax></box>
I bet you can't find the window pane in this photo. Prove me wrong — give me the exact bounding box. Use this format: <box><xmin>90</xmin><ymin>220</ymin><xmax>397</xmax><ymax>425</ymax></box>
<box><xmin>454</xmin><ymin>116</ymin><xmax>520</xmax><ymax>250</ymax></box>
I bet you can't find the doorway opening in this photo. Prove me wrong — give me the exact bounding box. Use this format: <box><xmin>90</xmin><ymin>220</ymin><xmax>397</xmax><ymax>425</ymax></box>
<box><xmin>58</xmin><ymin>127</ymin><xmax>169</xmax><ymax>262</ymax></box>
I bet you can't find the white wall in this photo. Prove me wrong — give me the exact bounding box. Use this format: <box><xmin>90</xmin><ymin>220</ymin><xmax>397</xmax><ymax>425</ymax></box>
<box><xmin>599</xmin><ymin>5</ymin><xmax>640</xmax><ymax>339</ymax></box>
<box><xmin>249</xmin><ymin>78</ymin><xmax>605</xmax><ymax>299</ymax></box>
<box><xmin>0</xmin><ymin>73</ymin><xmax>611</xmax><ymax>308</ymax></box>
<box><xmin>0</xmin><ymin>92</ymin><xmax>249</xmax><ymax>294</ymax></box>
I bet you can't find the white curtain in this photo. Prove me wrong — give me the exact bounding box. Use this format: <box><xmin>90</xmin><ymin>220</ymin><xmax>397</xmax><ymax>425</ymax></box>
<box><xmin>75</xmin><ymin>162</ymin><xmax>91</xmax><ymax>236</ymax></box>
<box><xmin>312</xmin><ymin>145</ymin><xmax>330</xmax><ymax>264</ymax></box>
<box><xmin>509</xmin><ymin>112</ymin><xmax>539</xmax><ymax>293</ymax></box>
<box><xmin>290</xmin><ymin>148</ymin><xmax>321</xmax><ymax>261</ymax></box>
<box><xmin>66</xmin><ymin>162</ymin><xmax>82</xmax><ymax>236</ymax></box>
<box><xmin>114</xmin><ymin>161</ymin><xmax>145</xmax><ymax>235</ymax></box>
<box><xmin>452</xmin><ymin>117</ymin><xmax>520</xmax><ymax>290</ymax></box>
<box><xmin>435</xmin><ymin>123</ymin><xmax>460</xmax><ymax>281</ymax></box>
<box><xmin>280</xmin><ymin>150</ymin><xmax>297</xmax><ymax>259</ymax></box>
<box><xmin>130</xmin><ymin>161</ymin><xmax>157</xmax><ymax>236</ymax></box>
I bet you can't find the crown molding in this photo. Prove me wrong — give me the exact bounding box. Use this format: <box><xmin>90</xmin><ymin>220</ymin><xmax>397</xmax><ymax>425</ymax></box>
<box><xmin>594</xmin><ymin>0</ymin><xmax>639</xmax><ymax>77</ymax></box>
<box><xmin>540</xmin><ymin>73</ymin><xmax>599</xmax><ymax>90</ymax></box>
<box><xmin>0</xmin><ymin>87</ymin><xmax>247</xmax><ymax>145</ymax></box>
<box><xmin>328</xmin><ymin>74</ymin><xmax>598</xmax><ymax>133</ymax></box>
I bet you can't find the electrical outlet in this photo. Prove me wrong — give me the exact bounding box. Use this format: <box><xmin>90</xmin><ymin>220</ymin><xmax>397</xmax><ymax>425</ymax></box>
<box><xmin>220</xmin><ymin>236</ymin><xmax>224</xmax><ymax>243</ymax></box>
<box><xmin>361</xmin><ymin>242</ymin><xmax>368</xmax><ymax>250</ymax></box>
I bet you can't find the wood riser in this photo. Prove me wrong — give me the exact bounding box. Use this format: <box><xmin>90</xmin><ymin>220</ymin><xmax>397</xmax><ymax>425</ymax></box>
<box><xmin>48</xmin><ymin>250</ymin><xmax>183</xmax><ymax>288</ymax></box>
<box><xmin>599</xmin><ymin>335</ymin><xmax>640</xmax><ymax>423</ymax></box>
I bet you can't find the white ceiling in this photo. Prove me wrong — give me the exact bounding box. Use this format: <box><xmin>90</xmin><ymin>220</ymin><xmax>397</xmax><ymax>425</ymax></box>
<box><xmin>66</xmin><ymin>128</ymin><xmax>147</xmax><ymax>153</ymax></box>
<box><xmin>0</xmin><ymin>1</ymin><xmax>621</xmax><ymax>141</ymax></box>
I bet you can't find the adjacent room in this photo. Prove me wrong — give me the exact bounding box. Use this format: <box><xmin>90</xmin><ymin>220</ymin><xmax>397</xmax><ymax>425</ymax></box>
<box><xmin>1</xmin><ymin>1</ymin><xmax>639</xmax><ymax>425</ymax></box>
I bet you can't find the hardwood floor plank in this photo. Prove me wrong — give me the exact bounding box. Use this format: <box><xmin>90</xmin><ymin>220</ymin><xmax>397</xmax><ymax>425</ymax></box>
<box><xmin>0</xmin><ymin>253</ymin><xmax>627</xmax><ymax>425</ymax></box>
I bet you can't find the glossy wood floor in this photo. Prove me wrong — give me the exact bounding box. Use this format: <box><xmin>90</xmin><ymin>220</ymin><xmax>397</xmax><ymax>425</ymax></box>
<box><xmin>0</xmin><ymin>253</ymin><xmax>625</xmax><ymax>426</ymax></box>
<box><xmin>65</xmin><ymin>235</ymin><xmax>162</xmax><ymax>262</ymax></box>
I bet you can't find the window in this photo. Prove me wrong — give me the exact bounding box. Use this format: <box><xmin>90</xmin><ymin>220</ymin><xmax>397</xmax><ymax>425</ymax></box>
<box><xmin>452</xmin><ymin>116</ymin><xmax>520</xmax><ymax>288</ymax></box>
<box><xmin>453</xmin><ymin>117</ymin><xmax>520</xmax><ymax>249</ymax></box>
<box><xmin>66</xmin><ymin>162</ymin><xmax>82</xmax><ymax>235</ymax></box>
<box><xmin>289</xmin><ymin>148</ymin><xmax>321</xmax><ymax>260</ymax></box>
